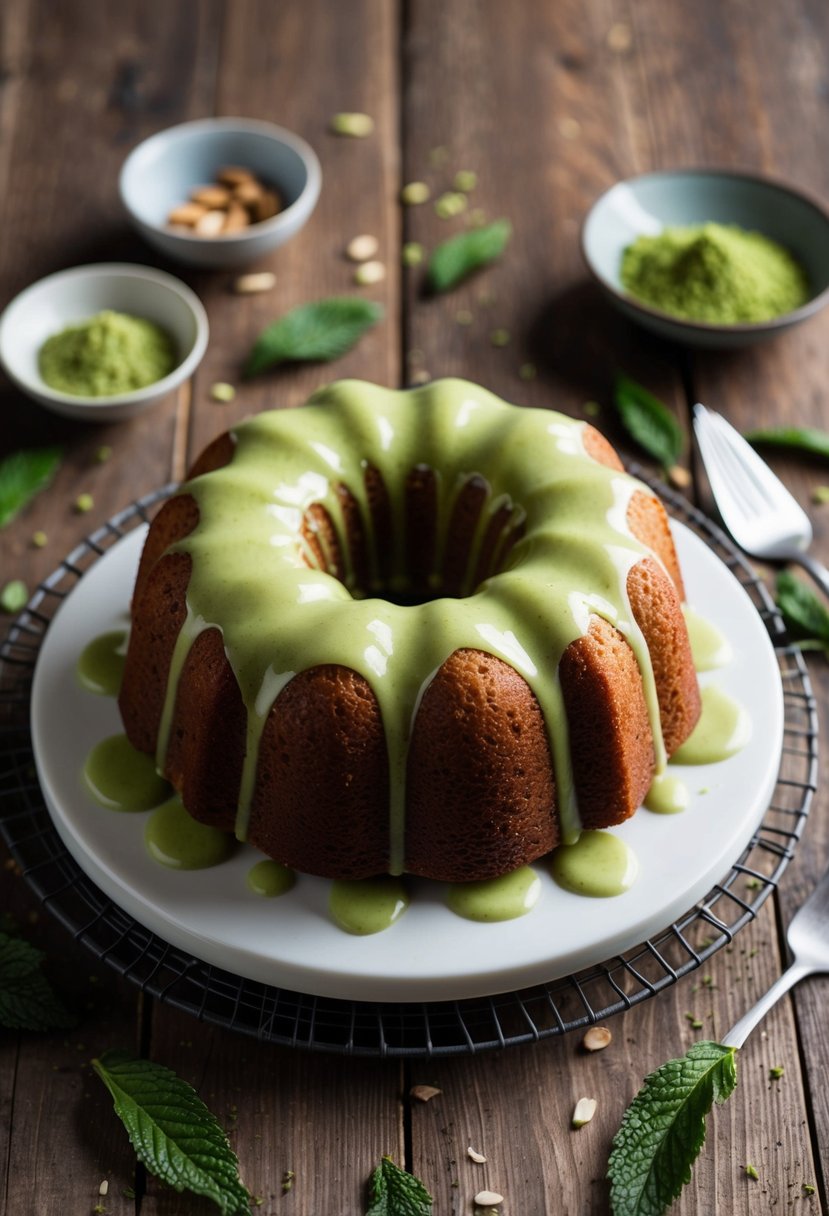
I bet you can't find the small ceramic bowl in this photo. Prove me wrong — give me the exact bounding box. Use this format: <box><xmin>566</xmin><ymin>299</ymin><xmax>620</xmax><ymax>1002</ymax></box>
<box><xmin>119</xmin><ymin>117</ymin><xmax>322</xmax><ymax>269</ymax></box>
<box><xmin>581</xmin><ymin>169</ymin><xmax>829</xmax><ymax>348</ymax></box>
<box><xmin>0</xmin><ymin>263</ymin><xmax>209</xmax><ymax>422</ymax></box>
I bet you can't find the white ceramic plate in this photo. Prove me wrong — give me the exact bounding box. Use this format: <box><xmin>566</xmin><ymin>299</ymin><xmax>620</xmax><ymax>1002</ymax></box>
<box><xmin>30</xmin><ymin>522</ymin><xmax>783</xmax><ymax>1002</ymax></box>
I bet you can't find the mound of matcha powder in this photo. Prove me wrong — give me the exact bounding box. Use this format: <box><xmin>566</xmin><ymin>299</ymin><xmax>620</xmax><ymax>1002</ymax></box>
<box><xmin>620</xmin><ymin>222</ymin><xmax>809</xmax><ymax>324</ymax></box>
<box><xmin>39</xmin><ymin>309</ymin><xmax>176</xmax><ymax>397</ymax></box>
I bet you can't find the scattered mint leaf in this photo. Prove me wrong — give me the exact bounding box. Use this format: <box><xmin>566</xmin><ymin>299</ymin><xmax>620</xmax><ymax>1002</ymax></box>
<box><xmin>608</xmin><ymin>1040</ymin><xmax>737</xmax><ymax>1216</ymax></box>
<box><xmin>92</xmin><ymin>1050</ymin><xmax>249</xmax><ymax>1215</ymax></box>
<box><xmin>746</xmin><ymin>426</ymin><xmax>829</xmax><ymax>459</ymax></box>
<box><xmin>244</xmin><ymin>298</ymin><xmax>383</xmax><ymax>376</ymax></box>
<box><xmin>365</xmin><ymin>1155</ymin><xmax>433</xmax><ymax>1216</ymax></box>
<box><xmin>614</xmin><ymin>374</ymin><xmax>683</xmax><ymax>470</ymax></box>
<box><xmin>427</xmin><ymin>220</ymin><xmax>511</xmax><ymax>293</ymax></box>
<box><xmin>775</xmin><ymin>571</ymin><xmax>829</xmax><ymax>653</ymax></box>
<box><xmin>0</xmin><ymin>447</ymin><xmax>62</xmax><ymax>528</ymax></box>
<box><xmin>0</xmin><ymin>930</ymin><xmax>75</xmax><ymax>1030</ymax></box>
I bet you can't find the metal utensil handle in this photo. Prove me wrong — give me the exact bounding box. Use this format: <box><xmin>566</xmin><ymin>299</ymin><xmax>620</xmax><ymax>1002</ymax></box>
<box><xmin>720</xmin><ymin>960</ymin><xmax>813</xmax><ymax>1049</ymax></box>
<box><xmin>789</xmin><ymin>550</ymin><xmax>829</xmax><ymax>601</ymax></box>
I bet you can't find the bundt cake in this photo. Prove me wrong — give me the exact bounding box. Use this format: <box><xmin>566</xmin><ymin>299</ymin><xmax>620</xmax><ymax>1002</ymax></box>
<box><xmin>118</xmin><ymin>379</ymin><xmax>701</xmax><ymax>883</ymax></box>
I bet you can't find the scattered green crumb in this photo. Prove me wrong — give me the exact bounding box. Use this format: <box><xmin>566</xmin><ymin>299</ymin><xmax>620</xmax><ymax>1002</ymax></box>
<box><xmin>329</xmin><ymin>112</ymin><xmax>374</xmax><ymax>137</ymax></box>
<box><xmin>745</xmin><ymin>1163</ymin><xmax>760</xmax><ymax>1181</ymax></box>
<box><xmin>811</xmin><ymin>485</ymin><xmax>829</xmax><ymax>504</ymax></box>
<box><xmin>74</xmin><ymin>493</ymin><xmax>94</xmax><ymax>514</ymax></box>
<box><xmin>455</xmin><ymin>309</ymin><xmax>473</xmax><ymax>326</ymax></box>
<box><xmin>281</xmin><ymin>1170</ymin><xmax>295</xmax><ymax>1193</ymax></box>
<box><xmin>252</xmin><ymin>1195</ymin><xmax>265</xmax><ymax>1207</ymax></box>
<box><xmin>1</xmin><ymin>580</ymin><xmax>28</xmax><ymax>614</ymax></box>
<box><xmin>684</xmin><ymin>1012</ymin><xmax>703</xmax><ymax>1029</ymax></box>
<box><xmin>429</xmin><ymin>145</ymin><xmax>449</xmax><ymax>168</ymax></box>
<box><xmin>401</xmin><ymin>181</ymin><xmax>430</xmax><ymax>205</ymax></box>
<box><xmin>31</xmin><ymin>530</ymin><xmax>48</xmax><ymax>548</ymax></box>
<box><xmin>803</xmin><ymin>1183</ymin><xmax>816</xmax><ymax>1195</ymax></box>
<box><xmin>210</xmin><ymin>382</ymin><xmax>236</xmax><ymax>403</ymax></box>
<box><xmin>435</xmin><ymin>191</ymin><xmax>467</xmax><ymax>218</ymax></box>
<box><xmin>701</xmin><ymin>975</ymin><xmax>715</xmax><ymax>988</ymax></box>
<box><xmin>402</xmin><ymin>242</ymin><xmax>424</xmax><ymax>266</ymax></box>
<box><xmin>467</xmin><ymin>207</ymin><xmax>487</xmax><ymax>227</ymax></box>
<box><xmin>697</xmin><ymin>787</ymin><xmax>709</xmax><ymax>795</ymax></box>
<box><xmin>583</xmin><ymin>400</ymin><xmax>601</xmax><ymax>417</ymax></box>
<box><xmin>519</xmin><ymin>362</ymin><xmax>537</xmax><ymax>381</ymax></box>
<box><xmin>745</xmin><ymin>878</ymin><xmax>762</xmax><ymax>890</ymax></box>
<box><xmin>92</xmin><ymin>1205</ymin><xmax>106</xmax><ymax>1215</ymax></box>
<box><xmin>769</xmin><ymin>1065</ymin><xmax>785</xmax><ymax>1080</ymax></box>
<box><xmin>490</xmin><ymin>328</ymin><xmax>511</xmax><ymax>347</ymax></box>
<box><xmin>122</xmin><ymin>1188</ymin><xmax>135</xmax><ymax>1200</ymax></box>
<box><xmin>749</xmin><ymin>948</ymin><xmax>758</xmax><ymax>958</ymax></box>
<box><xmin>453</xmin><ymin>170</ymin><xmax>477</xmax><ymax>193</ymax></box>
<box><xmin>95</xmin><ymin>445</ymin><xmax>112</xmax><ymax>464</ymax></box>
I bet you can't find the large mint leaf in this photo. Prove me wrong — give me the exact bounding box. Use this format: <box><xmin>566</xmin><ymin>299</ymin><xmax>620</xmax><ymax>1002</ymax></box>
<box><xmin>775</xmin><ymin>571</ymin><xmax>829</xmax><ymax>651</ymax></box>
<box><xmin>746</xmin><ymin>426</ymin><xmax>829</xmax><ymax>459</ymax></box>
<box><xmin>608</xmin><ymin>1040</ymin><xmax>737</xmax><ymax>1216</ymax></box>
<box><xmin>0</xmin><ymin>447</ymin><xmax>62</xmax><ymax>528</ymax></box>
<box><xmin>428</xmin><ymin>220</ymin><xmax>511</xmax><ymax>293</ymax></box>
<box><xmin>0</xmin><ymin>930</ymin><xmax>74</xmax><ymax>1031</ymax></box>
<box><xmin>614</xmin><ymin>374</ymin><xmax>683</xmax><ymax>470</ymax></box>
<box><xmin>92</xmin><ymin>1050</ymin><xmax>249</xmax><ymax>1215</ymax></box>
<box><xmin>244</xmin><ymin>297</ymin><xmax>383</xmax><ymax>376</ymax></box>
<box><xmin>366</xmin><ymin>1155</ymin><xmax>433</xmax><ymax>1216</ymax></box>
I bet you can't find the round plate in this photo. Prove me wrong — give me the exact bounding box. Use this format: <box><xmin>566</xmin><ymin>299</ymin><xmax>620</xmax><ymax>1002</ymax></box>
<box><xmin>30</xmin><ymin>521</ymin><xmax>783</xmax><ymax>1002</ymax></box>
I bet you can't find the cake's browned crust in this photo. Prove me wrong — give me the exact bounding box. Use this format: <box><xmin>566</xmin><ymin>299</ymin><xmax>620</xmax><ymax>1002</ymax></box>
<box><xmin>119</xmin><ymin>414</ymin><xmax>702</xmax><ymax>883</ymax></box>
<box><xmin>406</xmin><ymin>649</ymin><xmax>558</xmax><ymax>882</ymax></box>
<box><xmin>247</xmin><ymin>665</ymin><xmax>389</xmax><ymax>879</ymax></box>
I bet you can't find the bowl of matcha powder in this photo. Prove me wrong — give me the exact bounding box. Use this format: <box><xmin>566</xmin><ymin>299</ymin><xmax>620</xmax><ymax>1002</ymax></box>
<box><xmin>581</xmin><ymin>169</ymin><xmax>829</xmax><ymax>347</ymax></box>
<box><xmin>0</xmin><ymin>263</ymin><xmax>208</xmax><ymax>420</ymax></box>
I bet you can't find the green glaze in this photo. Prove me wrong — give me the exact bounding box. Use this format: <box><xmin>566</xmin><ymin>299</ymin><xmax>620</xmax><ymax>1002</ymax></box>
<box><xmin>247</xmin><ymin>859</ymin><xmax>296</xmax><ymax>897</ymax></box>
<box><xmin>446</xmin><ymin>865</ymin><xmax>541</xmax><ymax>922</ymax></box>
<box><xmin>672</xmin><ymin>684</ymin><xmax>751</xmax><ymax>764</ymax></box>
<box><xmin>682</xmin><ymin>606</ymin><xmax>732</xmax><ymax>672</ymax></box>
<box><xmin>155</xmin><ymin>379</ymin><xmax>670</xmax><ymax>873</ymax></box>
<box><xmin>550</xmin><ymin>830</ymin><xmax>638</xmax><ymax>897</ymax></box>
<box><xmin>328</xmin><ymin>877</ymin><xmax>409</xmax><ymax>935</ymax></box>
<box><xmin>83</xmin><ymin>734</ymin><xmax>170</xmax><ymax>812</ymax></box>
<box><xmin>644</xmin><ymin>773</ymin><xmax>690</xmax><ymax>814</ymax></box>
<box><xmin>77</xmin><ymin>630</ymin><xmax>128</xmax><ymax>696</ymax></box>
<box><xmin>145</xmin><ymin>796</ymin><xmax>236</xmax><ymax>870</ymax></box>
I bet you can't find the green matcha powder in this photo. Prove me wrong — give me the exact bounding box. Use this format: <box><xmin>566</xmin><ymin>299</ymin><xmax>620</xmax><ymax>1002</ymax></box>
<box><xmin>620</xmin><ymin>222</ymin><xmax>809</xmax><ymax>324</ymax></box>
<box><xmin>39</xmin><ymin>309</ymin><xmax>176</xmax><ymax>396</ymax></box>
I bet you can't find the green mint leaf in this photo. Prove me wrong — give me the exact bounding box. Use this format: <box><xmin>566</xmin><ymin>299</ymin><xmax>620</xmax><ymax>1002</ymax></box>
<box><xmin>746</xmin><ymin>426</ymin><xmax>829</xmax><ymax>459</ymax></box>
<box><xmin>428</xmin><ymin>219</ymin><xmax>511</xmax><ymax>293</ymax></box>
<box><xmin>608</xmin><ymin>1040</ymin><xmax>737</xmax><ymax>1216</ymax></box>
<box><xmin>775</xmin><ymin>571</ymin><xmax>829</xmax><ymax>650</ymax></box>
<box><xmin>0</xmin><ymin>930</ymin><xmax>75</xmax><ymax>1030</ymax></box>
<box><xmin>92</xmin><ymin>1050</ymin><xmax>249</xmax><ymax>1215</ymax></box>
<box><xmin>365</xmin><ymin>1155</ymin><xmax>433</xmax><ymax>1216</ymax></box>
<box><xmin>244</xmin><ymin>297</ymin><xmax>383</xmax><ymax>376</ymax></box>
<box><xmin>614</xmin><ymin>374</ymin><xmax>683</xmax><ymax>470</ymax></box>
<box><xmin>0</xmin><ymin>447</ymin><xmax>62</xmax><ymax>528</ymax></box>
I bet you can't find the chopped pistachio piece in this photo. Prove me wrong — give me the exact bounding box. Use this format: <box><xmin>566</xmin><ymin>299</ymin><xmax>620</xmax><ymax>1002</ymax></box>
<box><xmin>402</xmin><ymin>242</ymin><xmax>424</xmax><ymax>266</ymax></box>
<box><xmin>74</xmin><ymin>492</ymin><xmax>94</xmax><ymax>513</ymax></box>
<box><xmin>353</xmin><ymin>260</ymin><xmax>386</xmax><ymax>286</ymax></box>
<box><xmin>210</xmin><ymin>382</ymin><xmax>236</xmax><ymax>403</ymax></box>
<box><xmin>31</xmin><ymin>530</ymin><xmax>48</xmax><ymax>548</ymax></box>
<box><xmin>429</xmin><ymin>145</ymin><xmax>449</xmax><ymax>168</ymax></box>
<box><xmin>346</xmin><ymin>234</ymin><xmax>379</xmax><ymax>262</ymax></box>
<box><xmin>769</xmin><ymin>1065</ymin><xmax>784</xmax><ymax>1080</ymax></box>
<box><xmin>489</xmin><ymin>328</ymin><xmax>510</xmax><ymax>347</ymax></box>
<box><xmin>281</xmin><ymin>1170</ymin><xmax>295</xmax><ymax>1193</ymax></box>
<box><xmin>435</xmin><ymin>191</ymin><xmax>467</xmax><ymax>218</ymax></box>
<box><xmin>0</xmin><ymin>580</ymin><xmax>28</xmax><ymax>614</ymax></box>
<box><xmin>519</xmin><ymin>362</ymin><xmax>537</xmax><ymax>381</ymax></box>
<box><xmin>811</xmin><ymin>484</ymin><xmax>829</xmax><ymax>504</ymax></box>
<box><xmin>745</xmin><ymin>1163</ymin><xmax>760</xmax><ymax>1181</ymax></box>
<box><xmin>453</xmin><ymin>170</ymin><xmax>477</xmax><ymax>193</ymax></box>
<box><xmin>401</xmin><ymin>181</ymin><xmax>430</xmax><ymax>205</ymax></box>
<box><xmin>95</xmin><ymin>445</ymin><xmax>112</xmax><ymax>463</ymax></box>
<box><xmin>803</xmin><ymin>1183</ymin><xmax>816</xmax><ymax>1195</ymax></box>
<box><xmin>571</xmin><ymin>1097</ymin><xmax>597</xmax><ymax>1128</ymax></box>
<box><xmin>329</xmin><ymin>111</ymin><xmax>374</xmax><ymax>137</ymax></box>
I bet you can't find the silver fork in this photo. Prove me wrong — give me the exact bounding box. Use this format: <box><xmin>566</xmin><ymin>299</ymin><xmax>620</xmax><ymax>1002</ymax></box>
<box><xmin>721</xmin><ymin>862</ymin><xmax>829</xmax><ymax>1047</ymax></box>
<box><xmin>693</xmin><ymin>402</ymin><xmax>829</xmax><ymax>598</ymax></box>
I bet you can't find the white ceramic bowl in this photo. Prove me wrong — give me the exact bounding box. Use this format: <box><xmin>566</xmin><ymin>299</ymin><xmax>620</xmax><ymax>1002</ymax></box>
<box><xmin>581</xmin><ymin>169</ymin><xmax>829</xmax><ymax>348</ymax></box>
<box><xmin>119</xmin><ymin>117</ymin><xmax>322</xmax><ymax>269</ymax></box>
<box><xmin>0</xmin><ymin>263</ymin><xmax>208</xmax><ymax>422</ymax></box>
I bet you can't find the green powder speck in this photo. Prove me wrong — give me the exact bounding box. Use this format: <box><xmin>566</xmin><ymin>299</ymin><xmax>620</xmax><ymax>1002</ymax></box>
<box><xmin>39</xmin><ymin>310</ymin><xmax>176</xmax><ymax>397</ymax></box>
<box><xmin>620</xmin><ymin>222</ymin><xmax>810</xmax><ymax>324</ymax></box>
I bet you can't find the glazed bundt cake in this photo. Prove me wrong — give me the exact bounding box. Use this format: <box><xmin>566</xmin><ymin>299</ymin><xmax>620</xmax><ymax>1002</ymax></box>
<box><xmin>118</xmin><ymin>379</ymin><xmax>700</xmax><ymax>883</ymax></box>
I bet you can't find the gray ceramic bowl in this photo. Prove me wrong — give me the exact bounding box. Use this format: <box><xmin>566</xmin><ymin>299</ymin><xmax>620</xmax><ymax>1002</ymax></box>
<box><xmin>581</xmin><ymin>169</ymin><xmax>829</xmax><ymax>348</ymax></box>
<box><xmin>119</xmin><ymin>117</ymin><xmax>322</xmax><ymax>270</ymax></box>
<box><xmin>0</xmin><ymin>263</ymin><xmax>208</xmax><ymax>422</ymax></box>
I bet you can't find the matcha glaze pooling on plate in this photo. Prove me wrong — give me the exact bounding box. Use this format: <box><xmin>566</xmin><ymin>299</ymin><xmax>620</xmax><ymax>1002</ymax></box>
<box><xmin>157</xmin><ymin>378</ymin><xmax>670</xmax><ymax>873</ymax></box>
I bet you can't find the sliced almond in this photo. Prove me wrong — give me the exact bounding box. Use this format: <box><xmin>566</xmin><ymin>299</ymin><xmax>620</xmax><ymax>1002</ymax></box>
<box><xmin>346</xmin><ymin>234</ymin><xmax>380</xmax><ymax>262</ymax></box>
<box><xmin>572</xmin><ymin>1097</ymin><xmax>598</xmax><ymax>1128</ymax></box>
<box><xmin>233</xmin><ymin>271</ymin><xmax>276</xmax><ymax>295</ymax></box>
<box><xmin>668</xmin><ymin>464</ymin><xmax>692</xmax><ymax>489</ymax></box>
<box><xmin>253</xmin><ymin>189</ymin><xmax>282</xmax><ymax>222</ymax></box>
<box><xmin>194</xmin><ymin>210</ymin><xmax>227</xmax><ymax>237</ymax></box>
<box><xmin>218</xmin><ymin>165</ymin><xmax>257</xmax><ymax>187</ymax></box>
<box><xmin>581</xmin><ymin>1026</ymin><xmax>612</xmax><ymax>1052</ymax></box>
<box><xmin>234</xmin><ymin>179</ymin><xmax>265</xmax><ymax>207</ymax></box>
<box><xmin>467</xmin><ymin>1146</ymin><xmax>487</xmax><ymax>1164</ymax></box>
<box><xmin>191</xmin><ymin>184</ymin><xmax>232</xmax><ymax>209</ymax></box>
<box><xmin>223</xmin><ymin>200</ymin><xmax>250</xmax><ymax>232</ymax></box>
<box><xmin>168</xmin><ymin>201</ymin><xmax>208</xmax><ymax>226</ymax></box>
<box><xmin>474</xmin><ymin>1190</ymin><xmax>504</xmax><ymax>1207</ymax></box>
<box><xmin>410</xmin><ymin>1084</ymin><xmax>441</xmax><ymax>1102</ymax></box>
<box><xmin>354</xmin><ymin>260</ymin><xmax>385</xmax><ymax>286</ymax></box>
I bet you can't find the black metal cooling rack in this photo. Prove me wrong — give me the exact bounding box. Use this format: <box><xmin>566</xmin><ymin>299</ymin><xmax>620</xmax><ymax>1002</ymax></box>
<box><xmin>0</xmin><ymin>480</ymin><xmax>818</xmax><ymax>1056</ymax></box>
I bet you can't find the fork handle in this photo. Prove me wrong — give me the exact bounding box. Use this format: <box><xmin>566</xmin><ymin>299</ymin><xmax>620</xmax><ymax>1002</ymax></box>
<box><xmin>788</xmin><ymin>551</ymin><xmax>829</xmax><ymax>601</ymax></box>
<box><xmin>720</xmin><ymin>960</ymin><xmax>813</xmax><ymax>1049</ymax></box>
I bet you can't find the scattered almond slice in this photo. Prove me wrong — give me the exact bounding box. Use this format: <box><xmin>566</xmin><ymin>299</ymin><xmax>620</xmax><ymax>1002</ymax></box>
<box><xmin>474</xmin><ymin>1190</ymin><xmax>504</xmax><ymax>1206</ymax></box>
<box><xmin>223</xmin><ymin>200</ymin><xmax>250</xmax><ymax>232</ymax></box>
<box><xmin>581</xmin><ymin>1026</ymin><xmax>612</xmax><ymax>1052</ymax></box>
<box><xmin>346</xmin><ymin>234</ymin><xmax>380</xmax><ymax>262</ymax></box>
<box><xmin>195</xmin><ymin>210</ymin><xmax>226</xmax><ymax>237</ymax></box>
<box><xmin>234</xmin><ymin>272</ymin><xmax>276</xmax><ymax>294</ymax></box>
<box><xmin>191</xmin><ymin>184</ymin><xmax>232</xmax><ymax>208</ymax></box>
<box><xmin>572</xmin><ymin>1097</ymin><xmax>598</xmax><ymax>1128</ymax></box>
<box><xmin>218</xmin><ymin>165</ymin><xmax>256</xmax><ymax>187</ymax></box>
<box><xmin>354</xmin><ymin>260</ymin><xmax>386</xmax><ymax>285</ymax></box>
<box><xmin>668</xmin><ymin>464</ymin><xmax>692</xmax><ymax>489</ymax></box>
<box><xmin>467</xmin><ymin>1146</ymin><xmax>487</xmax><ymax>1164</ymax></box>
<box><xmin>410</xmin><ymin>1084</ymin><xmax>441</xmax><ymax>1102</ymax></box>
<box><xmin>168</xmin><ymin>201</ymin><xmax>208</xmax><ymax>226</ymax></box>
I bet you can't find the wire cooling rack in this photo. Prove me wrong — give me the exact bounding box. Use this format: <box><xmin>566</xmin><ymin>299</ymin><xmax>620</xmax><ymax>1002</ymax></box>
<box><xmin>0</xmin><ymin>479</ymin><xmax>818</xmax><ymax>1056</ymax></box>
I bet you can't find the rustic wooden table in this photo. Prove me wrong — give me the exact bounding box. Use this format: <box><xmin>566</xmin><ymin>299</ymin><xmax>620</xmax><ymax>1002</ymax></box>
<box><xmin>2</xmin><ymin>2</ymin><xmax>828</xmax><ymax>1212</ymax></box>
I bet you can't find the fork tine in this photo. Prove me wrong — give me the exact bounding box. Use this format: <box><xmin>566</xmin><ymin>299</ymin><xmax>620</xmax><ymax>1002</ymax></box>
<box><xmin>700</xmin><ymin>406</ymin><xmax>808</xmax><ymax>517</ymax></box>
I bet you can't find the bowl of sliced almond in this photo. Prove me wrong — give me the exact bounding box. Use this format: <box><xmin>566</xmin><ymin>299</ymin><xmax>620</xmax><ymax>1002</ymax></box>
<box><xmin>119</xmin><ymin>117</ymin><xmax>322</xmax><ymax>269</ymax></box>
